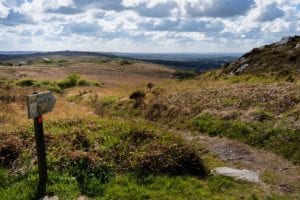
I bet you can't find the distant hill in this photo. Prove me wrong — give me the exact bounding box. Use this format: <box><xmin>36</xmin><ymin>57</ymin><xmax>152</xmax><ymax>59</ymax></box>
<box><xmin>222</xmin><ymin>36</ymin><xmax>300</xmax><ymax>76</ymax></box>
<box><xmin>0</xmin><ymin>51</ymin><xmax>239</xmax><ymax>72</ymax></box>
<box><xmin>115</xmin><ymin>53</ymin><xmax>239</xmax><ymax>72</ymax></box>
<box><xmin>0</xmin><ymin>51</ymin><xmax>117</xmax><ymax>62</ymax></box>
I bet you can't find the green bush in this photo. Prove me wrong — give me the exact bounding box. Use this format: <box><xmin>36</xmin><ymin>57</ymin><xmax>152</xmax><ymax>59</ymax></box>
<box><xmin>101</xmin><ymin>96</ymin><xmax>119</xmax><ymax>106</ymax></box>
<box><xmin>68</xmin><ymin>159</ymin><xmax>114</xmax><ymax>196</ymax></box>
<box><xmin>15</xmin><ymin>79</ymin><xmax>37</xmax><ymax>87</ymax></box>
<box><xmin>119</xmin><ymin>59</ymin><xmax>132</xmax><ymax>65</ymax></box>
<box><xmin>173</xmin><ymin>70</ymin><xmax>197</xmax><ymax>80</ymax></box>
<box><xmin>13</xmin><ymin>74</ymin><xmax>101</xmax><ymax>92</ymax></box>
<box><xmin>47</xmin><ymin>84</ymin><xmax>62</xmax><ymax>93</ymax></box>
<box><xmin>77</xmin><ymin>79</ymin><xmax>91</xmax><ymax>87</ymax></box>
<box><xmin>0</xmin><ymin>62</ymin><xmax>13</xmax><ymax>66</ymax></box>
<box><xmin>0</xmin><ymin>168</ymin><xmax>8</xmax><ymax>188</ymax></box>
<box><xmin>58</xmin><ymin>73</ymin><xmax>80</xmax><ymax>89</ymax></box>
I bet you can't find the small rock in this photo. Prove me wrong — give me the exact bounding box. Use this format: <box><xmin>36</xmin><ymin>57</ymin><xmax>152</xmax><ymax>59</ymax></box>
<box><xmin>78</xmin><ymin>196</ymin><xmax>89</xmax><ymax>200</ymax></box>
<box><xmin>212</xmin><ymin>167</ymin><xmax>259</xmax><ymax>183</ymax></box>
<box><xmin>41</xmin><ymin>196</ymin><xmax>59</xmax><ymax>200</ymax></box>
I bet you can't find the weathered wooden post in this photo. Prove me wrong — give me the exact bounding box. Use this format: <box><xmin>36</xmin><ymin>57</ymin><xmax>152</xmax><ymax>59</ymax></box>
<box><xmin>26</xmin><ymin>91</ymin><xmax>56</xmax><ymax>199</ymax></box>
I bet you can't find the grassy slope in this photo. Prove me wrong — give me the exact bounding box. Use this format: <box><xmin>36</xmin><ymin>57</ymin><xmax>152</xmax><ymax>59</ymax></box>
<box><xmin>88</xmin><ymin>71</ymin><xmax>300</xmax><ymax>165</ymax></box>
<box><xmin>0</xmin><ymin>117</ymin><xmax>277</xmax><ymax>200</ymax></box>
<box><xmin>0</xmin><ymin>58</ymin><xmax>298</xmax><ymax>199</ymax></box>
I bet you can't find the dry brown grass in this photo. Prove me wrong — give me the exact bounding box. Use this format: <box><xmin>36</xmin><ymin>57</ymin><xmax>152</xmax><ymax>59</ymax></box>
<box><xmin>0</xmin><ymin>60</ymin><xmax>174</xmax><ymax>88</ymax></box>
<box><xmin>152</xmin><ymin>83</ymin><xmax>300</xmax><ymax>114</ymax></box>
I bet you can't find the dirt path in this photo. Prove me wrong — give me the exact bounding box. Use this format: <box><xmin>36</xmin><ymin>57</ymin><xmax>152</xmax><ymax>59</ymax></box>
<box><xmin>179</xmin><ymin>131</ymin><xmax>300</xmax><ymax>198</ymax></box>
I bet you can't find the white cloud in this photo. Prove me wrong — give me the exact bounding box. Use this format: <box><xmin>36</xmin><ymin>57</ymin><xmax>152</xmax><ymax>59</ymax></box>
<box><xmin>184</xmin><ymin>0</ymin><xmax>254</xmax><ymax>18</ymax></box>
<box><xmin>0</xmin><ymin>1</ymin><xmax>9</xmax><ymax>18</ymax></box>
<box><xmin>0</xmin><ymin>0</ymin><xmax>299</xmax><ymax>52</ymax></box>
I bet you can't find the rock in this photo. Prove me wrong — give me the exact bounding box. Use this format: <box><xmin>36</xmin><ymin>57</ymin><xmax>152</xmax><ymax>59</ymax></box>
<box><xmin>78</xmin><ymin>196</ymin><xmax>89</xmax><ymax>200</ymax></box>
<box><xmin>275</xmin><ymin>36</ymin><xmax>293</xmax><ymax>46</ymax></box>
<box><xmin>41</xmin><ymin>196</ymin><xmax>59</xmax><ymax>200</ymax></box>
<box><xmin>211</xmin><ymin>167</ymin><xmax>259</xmax><ymax>183</ymax></box>
<box><xmin>295</xmin><ymin>43</ymin><xmax>300</xmax><ymax>49</ymax></box>
<box><xmin>235</xmin><ymin>64</ymin><xmax>249</xmax><ymax>73</ymax></box>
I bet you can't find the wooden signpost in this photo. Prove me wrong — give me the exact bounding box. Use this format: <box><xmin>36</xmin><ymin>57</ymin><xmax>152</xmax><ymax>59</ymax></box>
<box><xmin>26</xmin><ymin>91</ymin><xmax>56</xmax><ymax>199</ymax></box>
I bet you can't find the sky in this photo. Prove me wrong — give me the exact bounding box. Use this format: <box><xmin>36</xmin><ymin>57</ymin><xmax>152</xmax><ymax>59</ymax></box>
<box><xmin>0</xmin><ymin>0</ymin><xmax>299</xmax><ymax>53</ymax></box>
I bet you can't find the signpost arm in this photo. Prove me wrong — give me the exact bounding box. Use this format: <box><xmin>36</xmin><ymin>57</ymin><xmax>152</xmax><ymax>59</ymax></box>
<box><xmin>34</xmin><ymin>115</ymin><xmax>47</xmax><ymax>199</ymax></box>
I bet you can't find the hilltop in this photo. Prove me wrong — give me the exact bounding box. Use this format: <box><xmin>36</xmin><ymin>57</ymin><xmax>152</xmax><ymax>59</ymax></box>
<box><xmin>222</xmin><ymin>36</ymin><xmax>300</xmax><ymax>76</ymax></box>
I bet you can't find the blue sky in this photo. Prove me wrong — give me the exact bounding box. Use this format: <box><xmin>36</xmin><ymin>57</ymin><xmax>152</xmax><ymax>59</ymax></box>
<box><xmin>0</xmin><ymin>0</ymin><xmax>299</xmax><ymax>53</ymax></box>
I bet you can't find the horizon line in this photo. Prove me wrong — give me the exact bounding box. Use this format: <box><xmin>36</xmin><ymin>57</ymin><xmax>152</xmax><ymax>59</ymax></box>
<box><xmin>0</xmin><ymin>50</ymin><xmax>244</xmax><ymax>55</ymax></box>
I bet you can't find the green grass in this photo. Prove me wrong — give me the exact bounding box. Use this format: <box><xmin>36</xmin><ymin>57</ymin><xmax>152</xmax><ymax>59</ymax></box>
<box><xmin>100</xmin><ymin>96</ymin><xmax>119</xmax><ymax>107</ymax></box>
<box><xmin>0</xmin><ymin>171</ymin><xmax>283</xmax><ymax>200</ymax></box>
<box><xmin>193</xmin><ymin>113</ymin><xmax>300</xmax><ymax>164</ymax></box>
<box><xmin>0</xmin><ymin>116</ymin><xmax>286</xmax><ymax>199</ymax></box>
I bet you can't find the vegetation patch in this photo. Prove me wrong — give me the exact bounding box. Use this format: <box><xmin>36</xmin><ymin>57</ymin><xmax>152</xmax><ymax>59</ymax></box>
<box><xmin>0</xmin><ymin>117</ymin><xmax>210</xmax><ymax>198</ymax></box>
<box><xmin>14</xmin><ymin>74</ymin><xmax>102</xmax><ymax>93</ymax></box>
<box><xmin>193</xmin><ymin>113</ymin><xmax>300</xmax><ymax>164</ymax></box>
<box><xmin>173</xmin><ymin>70</ymin><xmax>197</xmax><ymax>80</ymax></box>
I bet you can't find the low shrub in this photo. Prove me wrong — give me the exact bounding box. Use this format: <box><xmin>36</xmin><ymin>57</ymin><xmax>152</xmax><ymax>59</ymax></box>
<box><xmin>77</xmin><ymin>79</ymin><xmax>91</xmax><ymax>87</ymax></box>
<box><xmin>15</xmin><ymin>79</ymin><xmax>37</xmax><ymax>87</ymax></box>
<box><xmin>101</xmin><ymin>96</ymin><xmax>119</xmax><ymax>107</ymax></box>
<box><xmin>173</xmin><ymin>70</ymin><xmax>197</xmax><ymax>80</ymax></box>
<box><xmin>47</xmin><ymin>84</ymin><xmax>62</xmax><ymax>93</ymax></box>
<box><xmin>129</xmin><ymin>90</ymin><xmax>146</xmax><ymax>108</ymax></box>
<box><xmin>57</xmin><ymin>73</ymin><xmax>80</xmax><ymax>89</ymax></box>
<box><xmin>0</xmin><ymin>168</ymin><xmax>8</xmax><ymax>188</ymax></box>
<box><xmin>68</xmin><ymin>158</ymin><xmax>114</xmax><ymax>196</ymax></box>
<box><xmin>0</xmin><ymin>62</ymin><xmax>13</xmax><ymax>66</ymax></box>
<box><xmin>132</xmin><ymin>142</ymin><xmax>206</xmax><ymax>177</ymax></box>
<box><xmin>119</xmin><ymin>59</ymin><xmax>132</xmax><ymax>65</ymax></box>
<box><xmin>13</xmin><ymin>74</ymin><xmax>102</xmax><ymax>93</ymax></box>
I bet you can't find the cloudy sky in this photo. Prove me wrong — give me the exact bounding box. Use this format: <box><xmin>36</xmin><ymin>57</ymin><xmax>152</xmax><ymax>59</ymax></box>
<box><xmin>0</xmin><ymin>0</ymin><xmax>299</xmax><ymax>53</ymax></box>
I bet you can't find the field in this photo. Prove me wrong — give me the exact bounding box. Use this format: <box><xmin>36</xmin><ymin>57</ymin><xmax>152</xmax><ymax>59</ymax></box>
<box><xmin>0</xmin><ymin>56</ymin><xmax>299</xmax><ymax>199</ymax></box>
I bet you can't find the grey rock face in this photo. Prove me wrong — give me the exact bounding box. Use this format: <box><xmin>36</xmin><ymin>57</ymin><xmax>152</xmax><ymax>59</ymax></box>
<box><xmin>212</xmin><ymin>167</ymin><xmax>259</xmax><ymax>183</ymax></box>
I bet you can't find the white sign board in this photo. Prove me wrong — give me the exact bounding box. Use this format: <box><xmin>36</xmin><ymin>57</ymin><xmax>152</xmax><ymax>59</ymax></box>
<box><xmin>26</xmin><ymin>91</ymin><xmax>56</xmax><ymax>119</ymax></box>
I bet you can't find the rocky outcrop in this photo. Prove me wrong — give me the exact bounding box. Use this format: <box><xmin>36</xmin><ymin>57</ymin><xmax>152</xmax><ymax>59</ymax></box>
<box><xmin>222</xmin><ymin>35</ymin><xmax>300</xmax><ymax>75</ymax></box>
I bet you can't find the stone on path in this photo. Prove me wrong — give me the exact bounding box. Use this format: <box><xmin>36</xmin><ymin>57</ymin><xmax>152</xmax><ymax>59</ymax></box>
<box><xmin>41</xmin><ymin>196</ymin><xmax>59</xmax><ymax>200</ymax></box>
<box><xmin>212</xmin><ymin>167</ymin><xmax>259</xmax><ymax>183</ymax></box>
